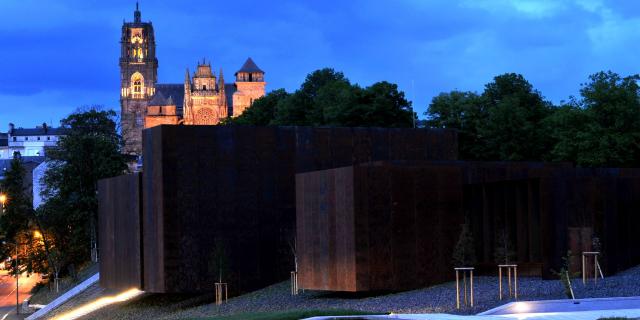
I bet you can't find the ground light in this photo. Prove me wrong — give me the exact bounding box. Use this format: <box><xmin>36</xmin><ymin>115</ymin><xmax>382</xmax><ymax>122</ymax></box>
<box><xmin>52</xmin><ymin>288</ymin><xmax>143</xmax><ymax>320</ymax></box>
<box><xmin>512</xmin><ymin>302</ymin><xmax>530</xmax><ymax>313</ymax></box>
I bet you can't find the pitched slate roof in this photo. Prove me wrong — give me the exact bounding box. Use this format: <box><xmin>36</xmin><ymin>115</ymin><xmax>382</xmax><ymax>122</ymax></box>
<box><xmin>11</xmin><ymin>127</ymin><xmax>65</xmax><ymax>136</ymax></box>
<box><xmin>148</xmin><ymin>91</ymin><xmax>167</xmax><ymax>106</ymax></box>
<box><xmin>236</xmin><ymin>57</ymin><xmax>264</xmax><ymax>74</ymax></box>
<box><xmin>155</xmin><ymin>84</ymin><xmax>184</xmax><ymax>113</ymax></box>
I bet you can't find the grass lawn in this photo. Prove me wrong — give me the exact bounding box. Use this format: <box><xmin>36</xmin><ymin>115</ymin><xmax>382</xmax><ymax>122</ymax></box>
<box><xmin>191</xmin><ymin>309</ymin><xmax>382</xmax><ymax>320</ymax></box>
<box><xmin>29</xmin><ymin>262</ymin><xmax>99</xmax><ymax>305</ymax></box>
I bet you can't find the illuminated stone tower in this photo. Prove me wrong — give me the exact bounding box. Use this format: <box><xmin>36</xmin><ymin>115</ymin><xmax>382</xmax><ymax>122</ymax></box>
<box><xmin>120</xmin><ymin>3</ymin><xmax>158</xmax><ymax>155</ymax></box>
<box><xmin>233</xmin><ymin>58</ymin><xmax>266</xmax><ymax>117</ymax></box>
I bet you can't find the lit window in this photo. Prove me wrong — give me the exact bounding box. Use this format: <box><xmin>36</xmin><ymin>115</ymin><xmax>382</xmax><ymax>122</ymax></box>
<box><xmin>134</xmin><ymin>79</ymin><xmax>142</xmax><ymax>93</ymax></box>
<box><xmin>136</xmin><ymin>113</ymin><xmax>143</xmax><ymax>126</ymax></box>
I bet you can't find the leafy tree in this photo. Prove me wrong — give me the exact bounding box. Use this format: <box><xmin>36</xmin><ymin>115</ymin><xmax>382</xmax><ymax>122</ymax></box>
<box><xmin>0</xmin><ymin>155</ymin><xmax>31</xmax><ymax>242</ymax></box>
<box><xmin>41</xmin><ymin>107</ymin><xmax>127</xmax><ymax>270</ymax></box>
<box><xmin>477</xmin><ymin>73</ymin><xmax>554</xmax><ymax>161</ymax></box>
<box><xmin>426</xmin><ymin>74</ymin><xmax>553</xmax><ymax>161</ymax></box>
<box><xmin>575</xmin><ymin>71</ymin><xmax>640</xmax><ymax>167</ymax></box>
<box><xmin>426</xmin><ymin>91</ymin><xmax>484</xmax><ymax>159</ymax></box>
<box><xmin>231</xmin><ymin>89</ymin><xmax>290</xmax><ymax>126</ymax></box>
<box><xmin>0</xmin><ymin>156</ymin><xmax>51</xmax><ymax>276</ymax></box>
<box><xmin>232</xmin><ymin>68</ymin><xmax>414</xmax><ymax>128</ymax></box>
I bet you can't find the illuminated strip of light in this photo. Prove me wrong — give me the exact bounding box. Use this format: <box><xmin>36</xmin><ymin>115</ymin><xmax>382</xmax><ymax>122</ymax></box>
<box><xmin>52</xmin><ymin>288</ymin><xmax>143</xmax><ymax>320</ymax></box>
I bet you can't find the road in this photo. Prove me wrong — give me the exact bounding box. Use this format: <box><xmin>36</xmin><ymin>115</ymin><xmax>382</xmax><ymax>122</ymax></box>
<box><xmin>0</xmin><ymin>270</ymin><xmax>41</xmax><ymax>320</ymax></box>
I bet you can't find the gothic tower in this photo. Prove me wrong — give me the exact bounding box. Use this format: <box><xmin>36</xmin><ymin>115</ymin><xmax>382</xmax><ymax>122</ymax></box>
<box><xmin>183</xmin><ymin>61</ymin><xmax>228</xmax><ymax>125</ymax></box>
<box><xmin>233</xmin><ymin>58</ymin><xmax>266</xmax><ymax>117</ymax></box>
<box><xmin>120</xmin><ymin>3</ymin><xmax>158</xmax><ymax>155</ymax></box>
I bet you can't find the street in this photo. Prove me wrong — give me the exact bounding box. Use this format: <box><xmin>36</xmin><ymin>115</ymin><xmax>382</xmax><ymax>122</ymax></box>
<box><xmin>0</xmin><ymin>270</ymin><xmax>40</xmax><ymax>320</ymax></box>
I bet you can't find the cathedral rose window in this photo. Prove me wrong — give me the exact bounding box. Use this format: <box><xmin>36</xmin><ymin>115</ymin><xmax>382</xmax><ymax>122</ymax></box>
<box><xmin>195</xmin><ymin>108</ymin><xmax>217</xmax><ymax>125</ymax></box>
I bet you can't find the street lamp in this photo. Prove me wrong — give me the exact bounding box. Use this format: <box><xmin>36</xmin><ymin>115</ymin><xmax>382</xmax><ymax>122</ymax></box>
<box><xmin>0</xmin><ymin>193</ymin><xmax>7</xmax><ymax>214</ymax></box>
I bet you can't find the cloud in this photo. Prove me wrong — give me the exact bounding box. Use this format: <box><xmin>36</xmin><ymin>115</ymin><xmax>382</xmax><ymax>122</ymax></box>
<box><xmin>461</xmin><ymin>0</ymin><xmax>568</xmax><ymax>18</ymax></box>
<box><xmin>1</xmin><ymin>0</ymin><xmax>640</xmax><ymax>127</ymax></box>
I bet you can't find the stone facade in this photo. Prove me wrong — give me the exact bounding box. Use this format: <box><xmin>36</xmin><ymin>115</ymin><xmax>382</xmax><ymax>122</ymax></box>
<box><xmin>120</xmin><ymin>4</ymin><xmax>266</xmax><ymax>155</ymax></box>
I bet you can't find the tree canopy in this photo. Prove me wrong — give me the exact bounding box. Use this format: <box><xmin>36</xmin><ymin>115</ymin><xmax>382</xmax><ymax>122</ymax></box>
<box><xmin>426</xmin><ymin>71</ymin><xmax>640</xmax><ymax>167</ymax></box>
<box><xmin>40</xmin><ymin>107</ymin><xmax>128</xmax><ymax>272</ymax></box>
<box><xmin>231</xmin><ymin>68</ymin><xmax>415</xmax><ymax>127</ymax></box>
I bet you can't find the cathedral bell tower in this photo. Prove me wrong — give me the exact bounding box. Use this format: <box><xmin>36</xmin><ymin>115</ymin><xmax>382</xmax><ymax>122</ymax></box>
<box><xmin>120</xmin><ymin>2</ymin><xmax>158</xmax><ymax>155</ymax></box>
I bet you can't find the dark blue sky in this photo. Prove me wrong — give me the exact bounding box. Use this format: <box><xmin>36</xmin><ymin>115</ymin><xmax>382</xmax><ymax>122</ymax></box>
<box><xmin>2</xmin><ymin>0</ymin><xmax>639</xmax><ymax>128</ymax></box>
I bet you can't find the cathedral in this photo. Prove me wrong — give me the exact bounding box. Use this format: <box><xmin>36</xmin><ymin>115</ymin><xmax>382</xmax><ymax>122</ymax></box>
<box><xmin>120</xmin><ymin>4</ymin><xmax>266</xmax><ymax>155</ymax></box>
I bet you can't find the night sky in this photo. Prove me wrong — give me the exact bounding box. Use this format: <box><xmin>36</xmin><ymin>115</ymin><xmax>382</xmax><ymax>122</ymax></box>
<box><xmin>2</xmin><ymin>0</ymin><xmax>639</xmax><ymax>128</ymax></box>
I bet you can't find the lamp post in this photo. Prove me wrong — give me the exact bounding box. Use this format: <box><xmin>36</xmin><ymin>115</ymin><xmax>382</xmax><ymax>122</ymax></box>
<box><xmin>14</xmin><ymin>243</ymin><xmax>18</xmax><ymax>315</ymax></box>
<box><xmin>2</xmin><ymin>241</ymin><xmax>19</xmax><ymax>315</ymax></box>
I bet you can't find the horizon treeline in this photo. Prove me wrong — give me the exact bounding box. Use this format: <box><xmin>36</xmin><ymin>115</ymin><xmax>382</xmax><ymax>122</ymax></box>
<box><xmin>236</xmin><ymin>68</ymin><xmax>640</xmax><ymax>168</ymax></box>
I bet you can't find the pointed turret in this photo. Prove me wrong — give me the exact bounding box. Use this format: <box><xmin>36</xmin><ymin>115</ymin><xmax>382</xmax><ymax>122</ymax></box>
<box><xmin>134</xmin><ymin>2</ymin><xmax>141</xmax><ymax>24</ymax></box>
<box><xmin>218</xmin><ymin>68</ymin><xmax>225</xmax><ymax>94</ymax></box>
<box><xmin>184</xmin><ymin>68</ymin><xmax>191</xmax><ymax>92</ymax></box>
<box><xmin>235</xmin><ymin>57</ymin><xmax>265</xmax><ymax>82</ymax></box>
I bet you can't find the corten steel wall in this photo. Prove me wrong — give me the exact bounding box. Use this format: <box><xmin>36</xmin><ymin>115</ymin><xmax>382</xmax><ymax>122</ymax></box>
<box><xmin>297</xmin><ymin>163</ymin><xmax>465</xmax><ymax>292</ymax></box>
<box><xmin>98</xmin><ymin>173</ymin><xmax>143</xmax><ymax>290</ymax></box>
<box><xmin>297</xmin><ymin>161</ymin><xmax>640</xmax><ymax>292</ymax></box>
<box><xmin>141</xmin><ymin>125</ymin><xmax>457</xmax><ymax>294</ymax></box>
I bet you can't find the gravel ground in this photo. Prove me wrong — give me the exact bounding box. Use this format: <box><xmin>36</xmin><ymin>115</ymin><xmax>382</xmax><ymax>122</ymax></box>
<box><xmin>64</xmin><ymin>265</ymin><xmax>640</xmax><ymax>319</ymax></box>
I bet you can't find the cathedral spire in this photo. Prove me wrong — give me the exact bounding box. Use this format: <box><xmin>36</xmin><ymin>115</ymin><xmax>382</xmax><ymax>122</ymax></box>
<box><xmin>218</xmin><ymin>68</ymin><xmax>225</xmax><ymax>91</ymax></box>
<box><xmin>184</xmin><ymin>68</ymin><xmax>191</xmax><ymax>91</ymax></box>
<box><xmin>134</xmin><ymin>2</ymin><xmax>141</xmax><ymax>23</ymax></box>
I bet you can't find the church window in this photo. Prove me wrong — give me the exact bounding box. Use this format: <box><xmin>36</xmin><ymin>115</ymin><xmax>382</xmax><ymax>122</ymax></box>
<box><xmin>131</xmin><ymin>72</ymin><xmax>144</xmax><ymax>98</ymax></box>
<box><xmin>195</xmin><ymin>108</ymin><xmax>217</xmax><ymax>125</ymax></box>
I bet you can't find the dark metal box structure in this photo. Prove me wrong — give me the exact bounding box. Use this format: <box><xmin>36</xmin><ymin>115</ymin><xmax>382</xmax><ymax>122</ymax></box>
<box><xmin>98</xmin><ymin>173</ymin><xmax>143</xmax><ymax>290</ymax></box>
<box><xmin>98</xmin><ymin>126</ymin><xmax>457</xmax><ymax>293</ymax></box>
<box><xmin>296</xmin><ymin>162</ymin><xmax>640</xmax><ymax>292</ymax></box>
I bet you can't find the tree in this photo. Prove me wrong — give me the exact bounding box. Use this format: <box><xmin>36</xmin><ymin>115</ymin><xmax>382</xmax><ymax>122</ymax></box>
<box><xmin>477</xmin><ymin>73</ymin><xmax>554</xmax><ymax>161</ymax></box>
<box><xmin>232</xmin><ymin>68</ymin><xmax>414</xmax><ymax>128</ymax></box>
<box><xmin>544</xmin><ymin>101</ymin><xmax>591</xmax><ymax>163</ymax></box>
<box><xmin>231</xmin><ymin>89</ymin><xmax>290</xmax><ymax>126</ymax></box>
<box><xmin>0</xmin><ymin>155</ymin><xmax>32</xmax><ymax>275</ymax></box>
<box><xmin>0</xmin><ymin>155</ymin><xmax>30</xmax><ymax>242</ymax></box>
<box><xmin>574</xmin><ymin>71</ymin><xmax>640</xmax><ymax>167</ymax></box>
<box><xmin>426</xmin><ymin>74</ymin><xmax>553</xmax><ymax>161</ymax></box>
<box><xmin>494</xmin><ymin>228</ymin><xmax>516</xmax><ymax>265</ymax></box>
<box><xmin>452</xmin><ymin>222</ymin><xmax>476</xmax><ymax>267</ymax></box>
<box><xmin>426</xmin><ymin>91</ymin><xmax>484</xmax><ymax>159</ymax></box>
<box><xmin>41</xmin><ymin>107</ymin><xmax>128</xmax><ymax>270</ymax></box>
